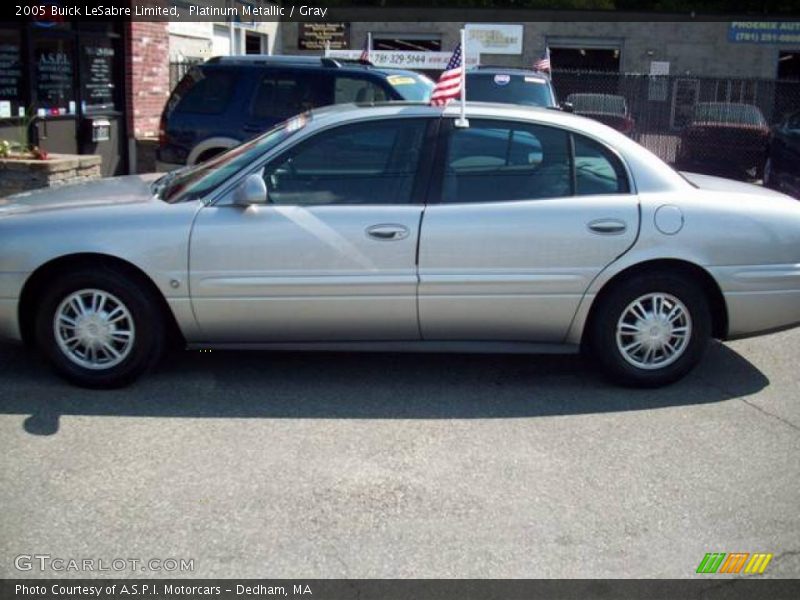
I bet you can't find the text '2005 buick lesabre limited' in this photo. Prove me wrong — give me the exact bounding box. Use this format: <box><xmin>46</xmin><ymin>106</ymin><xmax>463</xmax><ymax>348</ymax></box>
<box><xmin>1</xmin><ymin>102</ymin><xmax>800</xmax><ymax>388</ymax></box>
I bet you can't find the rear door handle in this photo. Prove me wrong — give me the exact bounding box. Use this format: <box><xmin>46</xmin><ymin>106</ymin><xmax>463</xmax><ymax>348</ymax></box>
<box><xmin>366</xmin><ymin>224</ymin><xmax>410</xmax><ymax>241</ymax></box>
<box><xmin>588</xmin><ymin>219</ymin><xmax>628</xmax><ymax>235</ymax></box>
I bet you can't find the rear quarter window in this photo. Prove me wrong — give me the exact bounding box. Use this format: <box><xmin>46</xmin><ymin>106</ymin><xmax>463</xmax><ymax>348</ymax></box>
<box><xmin>384</xmin><ymin>73</ymin><xmax>434</xmax><ymax>101</ymax></box>
<box><xmin>573</xmin><ymin>135</ymin><xmax>630</xmax><ymax>195</ymax></box>
<box><xmin>334</xmin><ymin>75</ymin><xmax>389</xmax><ymax>103</ymax></box>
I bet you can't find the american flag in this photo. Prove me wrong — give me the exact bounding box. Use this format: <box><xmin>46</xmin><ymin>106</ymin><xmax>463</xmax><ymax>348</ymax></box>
<box><xmin>359</xmin><ymin>36</ymin><xmax>371</xmax><ymax>63</ymax></box>
<box><xmin>430</xmin><ymin>43</ymin><xmax>463</xmax><ymax>107</ymax></box>
<box><xmin>534</xmin><ymin>47</ymin><xmax>551</xmax><ymax>72</ymax></box>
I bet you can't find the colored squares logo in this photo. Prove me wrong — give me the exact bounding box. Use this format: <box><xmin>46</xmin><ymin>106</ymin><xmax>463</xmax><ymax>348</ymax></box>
<box><xmin>696</xmin><ymin>552</ymin><xmax>773</xmax><ymax>574</ymax></box>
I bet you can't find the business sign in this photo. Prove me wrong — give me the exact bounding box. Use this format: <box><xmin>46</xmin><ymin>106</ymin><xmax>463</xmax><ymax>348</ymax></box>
<box><xmin>465</xmin><ymin>23</ymin><xmax>523</xmax><ymax>55</ymax></box>
<box><xmin>326</xmin><ymin>49</ymin><xmax>480</xmax><ymax>70</ymax></box>
<box><xmin>299</xmin><ymin>22</ymin><xmax>350</xmax><ymax>51</ymax></box>
<box><xmin>729</xmin><ymin>22</ymin><xmax>800</xmax><ymax>44</ymax></box>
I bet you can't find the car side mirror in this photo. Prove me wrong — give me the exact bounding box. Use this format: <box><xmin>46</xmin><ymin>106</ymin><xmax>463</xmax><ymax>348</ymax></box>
<box><xmin>233</xmin><ymin>173</ymin><xmax>268</xmax><ymax>207</ymax></box>
<box><xmin>560</xmin><ymin>102</ymin><xmax>574</xmax><ymax>113</ymax></box>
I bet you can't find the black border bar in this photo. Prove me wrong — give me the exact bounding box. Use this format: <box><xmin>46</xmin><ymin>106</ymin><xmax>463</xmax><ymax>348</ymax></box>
<box><xmin>3</xmin><ymin>579</ymin><xmax>800</xmax><ymax>600</ymax></box>
<box><xmin>4</xmin><ymin>1</ymin><xmax>800</xmax><ymax>22</ymax></box>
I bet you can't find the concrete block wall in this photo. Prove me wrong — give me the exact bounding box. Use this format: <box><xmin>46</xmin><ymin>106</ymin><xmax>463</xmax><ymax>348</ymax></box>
<box><xmin>283</xmin><ymin>19</ymin><xmax>793</xmax><ymax>79</ymax></box>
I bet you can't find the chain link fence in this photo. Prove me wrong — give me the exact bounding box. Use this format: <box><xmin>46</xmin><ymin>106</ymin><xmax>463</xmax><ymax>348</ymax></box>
<box><xmin>551</xmin><ymin>69</ymin><xmax>800</xmax><ymax>179</ymax></box>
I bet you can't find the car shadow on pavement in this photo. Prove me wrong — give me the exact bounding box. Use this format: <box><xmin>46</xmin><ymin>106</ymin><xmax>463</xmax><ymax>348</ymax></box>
<box><xmin>0</xmin><ymin>340</ymin><xmax>769</xmax><ymax>436</ymax></box>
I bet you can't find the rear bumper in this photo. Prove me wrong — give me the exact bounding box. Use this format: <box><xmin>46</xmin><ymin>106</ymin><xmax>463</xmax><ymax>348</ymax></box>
<box><xmin>710</xmin><ymin>264</ymin><xmax>800</xmax><ymax>339</ymax></box>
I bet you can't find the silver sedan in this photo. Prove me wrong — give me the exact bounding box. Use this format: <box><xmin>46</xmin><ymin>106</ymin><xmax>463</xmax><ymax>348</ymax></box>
<box><xmin>2</xmin><ymin>103</ymin><xmax>800</xmax><ymax>388</ymax></box>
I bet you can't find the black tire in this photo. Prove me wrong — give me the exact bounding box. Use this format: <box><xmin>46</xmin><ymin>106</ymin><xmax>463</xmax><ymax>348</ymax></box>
<box><xmin>34</xmin><ymin>268</ymin><xmax>165</xmax><ymax>388</ymax></box>
<box><xmin>587</xmin><ymin>272</ymin><xmax>711</xmax><ymax>388</ymax></box>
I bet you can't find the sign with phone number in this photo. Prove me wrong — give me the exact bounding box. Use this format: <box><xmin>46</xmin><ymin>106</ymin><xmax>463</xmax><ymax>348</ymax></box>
<box><xmin>729</xmin><ymin>21</ymin><xmax>800</xmax><ymax>44</ymax></box>
<box><xmin>326</xmin><ymin>50</ymin><xmax>480</xmax><ymax>70</ymax></box>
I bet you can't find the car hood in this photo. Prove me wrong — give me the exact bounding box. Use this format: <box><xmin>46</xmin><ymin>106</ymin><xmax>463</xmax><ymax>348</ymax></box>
<box><xmin>0</xmin><ymin>174</ymin><xmax>162</xmax><ymax>216</ymax></box>
<box><xmin>681</xmin><ymin>172</ymin><xmax>789</xmax><ymax>199</ymax></box>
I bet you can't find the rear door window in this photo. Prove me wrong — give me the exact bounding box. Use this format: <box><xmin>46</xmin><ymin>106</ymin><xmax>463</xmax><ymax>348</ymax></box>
<box><xmin>174</xmin><ymin>69</ymin><xmax>236</xmax><ymax>115</ymax></box>
<box><xmin>249</xmin><ymin>71</ymin><xmax>332</xmax><ymax>121</ymax></box>
<box><xmin>442</xmin><ymin>119</ymin><xmax>570</xmax><ymax>203</ymax></box>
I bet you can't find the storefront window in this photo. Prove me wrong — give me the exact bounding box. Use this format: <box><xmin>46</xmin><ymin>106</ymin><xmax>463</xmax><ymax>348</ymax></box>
<box><xmin>80</xmin><ymin>41</ymin><xmax>118</xmax><ymax>111</ymax></box>
<box><xmin>34</xmin><ymin>37</ymin><xmax>75</xmax><ymax>114</ymax></box>
<box><xmin>0</xmin><ymin>30</ymin><xmax>22</xmax><ymax>119</ymax></box>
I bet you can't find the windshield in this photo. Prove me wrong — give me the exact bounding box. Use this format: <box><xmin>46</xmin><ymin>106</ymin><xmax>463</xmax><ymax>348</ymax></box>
<box><xmin>466</xmin><ymin>73</ymin><xmax>554</xmax><ymax>107</ymax></box>
<box><xmin>692</xmin><ymin>103</ymin><xmax>766</xmax><ymax>126</ymax></box>
<box><xmin>157</xmin><ymin>117</ymin><xmax>305</xmax><ymax>203</ymax></box>
<box><xmin>385</xmin><ymin>73</ymin><xmax>434</xmax><ymax>101</ymax></box>
<box><xmin>567</xmin><ymin>94</ymin><xmax>627</xmax><ymax>115</ymax></box>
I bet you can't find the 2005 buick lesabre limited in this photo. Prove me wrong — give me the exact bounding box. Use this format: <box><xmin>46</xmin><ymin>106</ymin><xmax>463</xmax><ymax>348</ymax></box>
<box><xmin>1</xmin><ymin>103</ymin><xmax>800</xmax><ymax>388</ymax></box>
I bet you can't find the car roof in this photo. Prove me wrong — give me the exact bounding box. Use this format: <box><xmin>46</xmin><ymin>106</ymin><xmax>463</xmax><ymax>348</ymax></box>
<box><xmin>203</xmin><ymin>55</ymin><xmax>421</xmax><ymax>78</ymax></box>
<box><xmin>306</xmin><ymin>100</ymin><xmax>598</xmax><ymax>129</ymax></box>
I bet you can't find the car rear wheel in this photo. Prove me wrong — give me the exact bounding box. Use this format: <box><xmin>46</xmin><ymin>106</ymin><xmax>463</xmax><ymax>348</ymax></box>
<box><xmin>587</xmin><ymin>273</ymin><xmax>711</xmax><ymax>387</ymax></box>
<box><xmin>34</xmin><ymin>269</ymin><xmax>165</xmax><ymax>388</ymax></box>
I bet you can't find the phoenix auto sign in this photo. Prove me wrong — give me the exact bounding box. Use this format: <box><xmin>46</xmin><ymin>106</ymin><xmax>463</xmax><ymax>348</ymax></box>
<box><xmin>729</xmin><ymin>21</ymin><xmax>800</xmax><ymax>44</ymax></box>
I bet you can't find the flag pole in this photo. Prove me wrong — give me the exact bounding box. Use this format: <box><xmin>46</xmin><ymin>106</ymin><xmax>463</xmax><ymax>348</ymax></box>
<box><xmin>455</xmin><ymin>28</ymin><xmax>469</xmax><ymax>128</ymax></box>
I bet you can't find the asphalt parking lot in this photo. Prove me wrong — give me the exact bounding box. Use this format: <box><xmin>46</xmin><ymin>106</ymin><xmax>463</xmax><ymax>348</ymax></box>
<box><xmin>0</xmin><ymin>331</ymin><xmax>798</xmax><ymax>579</ymax></box>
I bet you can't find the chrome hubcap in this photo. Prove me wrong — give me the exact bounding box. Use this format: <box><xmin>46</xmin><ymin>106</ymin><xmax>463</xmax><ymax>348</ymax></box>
<box><xmin>615</xmin><ymin>293</ymin><xmax>692</xmax><ymax>370</ymax></box>
<box><xmin>53</xmin><ymin>289</ymin><xmax>135</xmax><ymax>370</ymax></box>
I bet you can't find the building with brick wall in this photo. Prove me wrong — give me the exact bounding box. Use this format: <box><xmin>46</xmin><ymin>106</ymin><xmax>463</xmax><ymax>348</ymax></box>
<box><xmin>0</xmin><ymin>20</ymin><xmax>173</xmax><ymax>176</ymax></box>
<box><xmin>0</xmin><ymin>14</ymin><xmax>280</xmax><ymax>176</ymax></box>
<box><xmin>127</xmin><ymin>21</ymin><xmax>171</xmax><ymax>172</ymax></box>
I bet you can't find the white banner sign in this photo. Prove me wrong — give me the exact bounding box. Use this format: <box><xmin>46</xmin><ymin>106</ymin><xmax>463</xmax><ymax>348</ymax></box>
<box><xmin>326</xmin><ymin>49</ymin><xmax>480</xmax><ymax>70</ymax></box>
<box><xmin>649</xmin><ymin>60</ymin><xmax>670</xmax><ymax>76</ymax></box>
<box><xmin>465</xmin><ymin>23</ymin><xmax>524</xmax><ymax>55</ymax></box>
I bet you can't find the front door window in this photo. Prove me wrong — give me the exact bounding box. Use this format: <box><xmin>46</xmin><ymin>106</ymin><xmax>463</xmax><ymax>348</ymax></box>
<box><xmin>264</xmin><ymin>118</ymin><xmax>428</xmax><ymax>205</ymax></box>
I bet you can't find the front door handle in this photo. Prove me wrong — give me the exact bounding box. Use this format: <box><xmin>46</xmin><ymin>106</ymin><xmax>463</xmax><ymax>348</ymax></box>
<box><xmin>366</xmin><ymin>224</ymin><xmax>410</xmax><ymax>241</ymax></box>
<box><xmin>588</xmin><ymin>219</ymin><xmax>628</xmax><ymax>235</ymax></box>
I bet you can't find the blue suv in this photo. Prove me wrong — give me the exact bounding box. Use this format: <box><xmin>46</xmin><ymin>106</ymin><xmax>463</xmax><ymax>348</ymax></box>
<box><xmin>157</xmin><ymin>55</ymin><xmax>434</xmax><ymax>170</ymax></box>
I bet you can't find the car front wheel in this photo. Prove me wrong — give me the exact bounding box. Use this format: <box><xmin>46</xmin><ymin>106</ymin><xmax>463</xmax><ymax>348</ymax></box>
<box><xmin>587</xmin><ymin>273</ymin><xmax>711</xmax><ymax>388</ymax></box>
<box><xmin>34</xmin><ymin>268</ymin><xmax>165</xmax><ymax>388</ymax></box>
